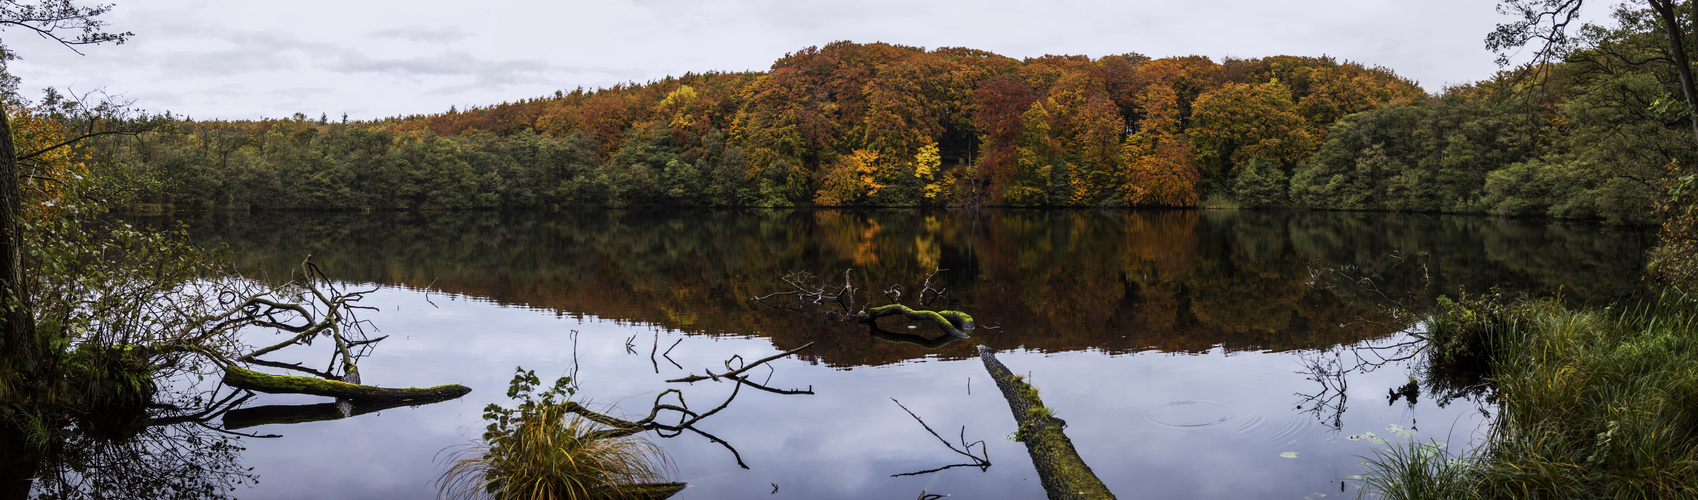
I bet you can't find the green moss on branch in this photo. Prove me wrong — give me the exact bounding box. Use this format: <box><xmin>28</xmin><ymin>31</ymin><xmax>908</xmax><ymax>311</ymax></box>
<box><xmin>859</xmin><ymin>304</ymin><xmax>975</xmax><ymax>338</ymax></box>
<box><xmin>221</xmin><ymin>366</ymin><xmax>470</xmax><ymax>403</ymax></box>
<box><xmin>978</xmin><ymin>345</ymin><xmax>1114</xmax><ymax>500</ymax></box>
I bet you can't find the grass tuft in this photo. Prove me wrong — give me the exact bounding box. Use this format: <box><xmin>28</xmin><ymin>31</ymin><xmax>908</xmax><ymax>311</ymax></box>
<box><xmin>1361</xmin><ymin>439</ymin><xmax>1478</xmax><ymax>500</ymax></box>
<box><xmin>439</xmin><ymin>401</ymin><xmax>673</xmax><ymax>500</ymax></box>
<box><xmin>440</xmin><ymin>369</ymin><xmax>674</xmax><ymax>500</ymax></box>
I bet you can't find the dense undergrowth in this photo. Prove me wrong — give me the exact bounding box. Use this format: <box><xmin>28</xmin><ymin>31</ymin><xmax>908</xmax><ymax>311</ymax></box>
<box><xmin>1366</xmin><ymin>291</ymin><xmax>1698</xmax><ymax>499</ymax></box>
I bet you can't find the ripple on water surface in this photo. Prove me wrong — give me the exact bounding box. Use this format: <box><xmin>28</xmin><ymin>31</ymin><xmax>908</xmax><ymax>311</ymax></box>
<box><xmin>1148</xmin><ymin>400</ymin><xmax>1235</xmax><ymax>428</ymax></box>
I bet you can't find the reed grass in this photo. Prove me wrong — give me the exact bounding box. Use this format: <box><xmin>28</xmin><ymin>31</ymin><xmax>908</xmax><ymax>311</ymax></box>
<box><xmin>1360</xmin><ymin>439</ymin><xmax>1478</xmax><ymax>500</ymax></box>
<box><xmin>1364</xmin><ymin>291</ymin><xmax>1698</xmax><ymax>499</ymax></box>
<box><xmin>439</xmin><ymin>402</ymin><xmax>673</xmax><ymax>500</ymax></box>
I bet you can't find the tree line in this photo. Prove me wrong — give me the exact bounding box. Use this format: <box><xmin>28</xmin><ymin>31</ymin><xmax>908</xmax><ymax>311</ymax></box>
<box><xmin>23</xmin><ymin>6</ymin><xmax>1698</xmax><ymax>279</ymax></box>
<box><xmin>77</xmin><ymin>44</ymin><xmax>1431</xmax><ymax>210</ymax></box>
<box><xmin>68</xmin><ymin>35</ymin><xmax>1676</xmax><ymax>222</ymax></box>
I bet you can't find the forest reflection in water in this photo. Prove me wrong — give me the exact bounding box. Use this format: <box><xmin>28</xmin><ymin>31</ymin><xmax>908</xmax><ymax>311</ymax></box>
<box><xmin>40</xmin><ymin>208</ymin><xmax>1649</xmax><ymax>499</ymax></box>
<box><xmin>168</xmin><ymin>208</ymin><xmax>1652</xmax><ymax>365</ymax></box>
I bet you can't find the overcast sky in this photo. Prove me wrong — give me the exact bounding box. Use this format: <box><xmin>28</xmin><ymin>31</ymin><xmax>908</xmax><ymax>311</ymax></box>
<box><xmin>2</xmin><ymin>0</ymin><xmax>1613</xmax><ymax>121</ymax></box>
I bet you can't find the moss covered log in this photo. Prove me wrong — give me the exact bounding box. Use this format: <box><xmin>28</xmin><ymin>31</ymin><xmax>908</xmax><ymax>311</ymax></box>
<box><xmin>978</xmin><ymin>345</ymin><xmax>1114</xmax><ymax>500</ymax></box>
<box><xmin>221</xmin><ymin>366</ymin><xmax>471</xmax><ymax>403</ymax></box>
<box><xmin>856</xmin><ymin>304</ymin><xmax>975</xmax><ymax>338</ymax></box>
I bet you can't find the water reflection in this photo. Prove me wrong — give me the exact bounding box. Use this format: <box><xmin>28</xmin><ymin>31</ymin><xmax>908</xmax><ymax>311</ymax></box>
<box><xmin>160</xmin><ymin>209</ymin><xmax>1653</xmax><ymax>366</ymax></box>
<box><xmin>2</xmin><ymin>386</ymin><xmax>260</xmax><ymax>500</ymax></box>
<box><xmin>78</xmin><ymin>208</ymin><xmax>1651</xmax><ymax>499</ymax></box>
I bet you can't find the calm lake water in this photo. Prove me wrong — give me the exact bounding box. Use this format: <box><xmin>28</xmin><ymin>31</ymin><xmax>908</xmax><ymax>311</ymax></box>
<box><xmin>94</xmin><ymin>210</ymin><xmax>1654</xmax><ymax>498</ymax></box>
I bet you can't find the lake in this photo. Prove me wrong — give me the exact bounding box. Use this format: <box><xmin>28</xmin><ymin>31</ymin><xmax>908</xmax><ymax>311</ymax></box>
<box><xmin>92</xmin><ymin>209</ymin><xmax>1654</xmax><ymax>499</ymax></box>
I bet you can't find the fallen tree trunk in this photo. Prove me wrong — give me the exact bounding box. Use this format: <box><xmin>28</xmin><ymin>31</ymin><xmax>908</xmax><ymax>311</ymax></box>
<box><xmin>221</xmin><ymin>366</ymin><xmax>471</xmax><ymax>403</ymax></box>
<box><xmin>852</xmin><ymin>304</ymin><xmax>974</xmax><ymax>338</ymax></box>
<box><xmin>978</xmin><ymin>345</ymin><xmax>1114</xmax><ymax>500</ymax></box>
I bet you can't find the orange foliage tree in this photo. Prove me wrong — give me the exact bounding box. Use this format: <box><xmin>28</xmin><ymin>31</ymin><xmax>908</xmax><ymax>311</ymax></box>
<box><xmin>814</xmin><ymin>149</ymin><xmax>882</xmax><ymax>206</ymax></box>
<box><xmin>973</xmin><ymin>75</ymin><xmax>1039</xmax><ymax>204</ymax></box>
<box><xmin>733</xmin><ymin>69</ymin><xmax>826</xmax><ymax>199</ymax></box>
<box><xmin>1121</xmin><ymin>86</ymin><xmax>1200</xmax><ymax>206</ymax></box>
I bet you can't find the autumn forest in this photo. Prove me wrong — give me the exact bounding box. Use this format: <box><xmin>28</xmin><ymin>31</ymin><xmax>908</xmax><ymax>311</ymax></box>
<box><xmin>35</xmin><ymin>34</ymin><xmax>1661</xmax><ymax>227</ymax></box>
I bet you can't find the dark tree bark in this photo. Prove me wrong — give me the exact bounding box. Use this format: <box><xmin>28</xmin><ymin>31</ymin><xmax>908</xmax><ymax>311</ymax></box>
<box><xmin>1648</xmin><ymin>0</ymin><xmax>1698</xmax><ymax>146</ymax></box>
<box><xmin>0</xmin><ymin>103</ymin><xmax>33</xmax><ymax>371</ymax></box>
<box><xmin>0</xmin><ymin>0</ymin><xmax>131</xmax><ymax>373</ymax></box>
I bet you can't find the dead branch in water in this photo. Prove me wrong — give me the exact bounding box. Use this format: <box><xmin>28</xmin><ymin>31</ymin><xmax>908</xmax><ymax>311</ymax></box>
<box><xmin>667</xmin><ymin>342</ymin><xmax>813</xmax><ymax>385</ymax></box>
<box><xmin>560</xmin><ymin>343</ymin><xmax>816</xmax><ymax>469</ymax></box>
<box><xmin>889</xmin><ymin>398</ymin><xmax>990</xmax><ymax>477</ymax></box>
<box><xmin>752</xmin><ymin>269</ymin><xmax>974</xmax><ymax>339</ymax></box>
<box><xmin>209</xmin><ymin>258</ymin><xmax>468</xmax><ymax>404</ymax></box>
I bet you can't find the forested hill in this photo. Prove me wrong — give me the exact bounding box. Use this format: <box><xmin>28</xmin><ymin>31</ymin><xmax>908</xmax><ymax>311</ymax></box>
<box><xmin>76</xmin><ymin>35</ymin><xmax>1683</xmax><ymax>224</ymax></box>
<box><xmin>116</xmin><ymin>42</ymin><xmax>1426</xmax><ymax>210</ymax></box>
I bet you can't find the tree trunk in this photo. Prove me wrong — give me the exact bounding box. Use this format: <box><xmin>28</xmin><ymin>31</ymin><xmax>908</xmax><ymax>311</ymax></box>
<box><xmin>977</xmin><ymin>345</ymin><xmax>1115</xmax><ymax>500</ymax></box>
<box><xmin>221</xmin><ymin>366</ymin><xmax>470</xmax><ymax>403</ymax></box>
<box><xmin>0</xmin><ymin>102</ymin><xmax>36</xmax><ymax>372</ymax></box>
<box><xmin>1651</xmin><ymin>0</ymin><xmax>1698</xmax><ymax>146</ymax></box>
<box><xmin>1688</xmin><ymin>0</ymin><xmax>1698</xmax><ymax>145</ymax></box>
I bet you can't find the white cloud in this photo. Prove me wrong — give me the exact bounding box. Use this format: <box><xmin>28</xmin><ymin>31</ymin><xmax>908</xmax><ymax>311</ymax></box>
<box><xmin>370</xmin><ymin>25</ymin><xmax>473</xmax><ymax>44</ymax></box>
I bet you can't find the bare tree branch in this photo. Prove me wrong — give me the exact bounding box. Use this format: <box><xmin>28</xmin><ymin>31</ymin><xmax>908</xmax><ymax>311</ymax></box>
<box><xmin>888</xmin><ymin>398</ymin><xmax>990</xmax><ymax>477</ymax></box>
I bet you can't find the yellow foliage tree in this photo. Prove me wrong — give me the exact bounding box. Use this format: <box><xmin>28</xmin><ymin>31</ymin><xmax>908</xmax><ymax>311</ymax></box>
<box><xmin>655</xmin><ymin>85</ymin><xmax>700</xmax><ymax>132</ymax></box>
<box><xmin>11</xmin><ymin>107</ymin><xmax>88</xmax><ymax>221</ymax></box>
<box><xmin>1003</xmin><ymin>101</ymin><xmax>1054</xmax><ymax>206</ymax></box>
<box><xmin>814</xmin><ymin>149</ymin><xmax>883</xmax><ymax>206</ymax></box>
<box><xmin>1187</xmin><ymin>81</ymin><xmax>1314</xmax><ymax>180</ymax></box>
<box><xmin>912</xmin><ymin>141</ymin><xmax>955</xmax><ymax>205</ymax></box>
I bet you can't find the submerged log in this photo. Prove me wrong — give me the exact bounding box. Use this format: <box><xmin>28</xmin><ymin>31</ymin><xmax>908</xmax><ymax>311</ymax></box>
<box><xmin>869</xmin><ymin>325</ymin><xmax>966</xmax><ymax>349</ymax></box>
<box><xmin>977</xmin><ymin>345</ymin><xmax>1115</xmax><ymax>500</ymax></box>
<box><xmin>221</xmin><ymin>366</ymin><xmax>471</xmax><ymax>403</ymax></box>
<box><xmin>853</xmin><ymin>304</ymin><xmax>975</xmax><ymax>338</ymax></box>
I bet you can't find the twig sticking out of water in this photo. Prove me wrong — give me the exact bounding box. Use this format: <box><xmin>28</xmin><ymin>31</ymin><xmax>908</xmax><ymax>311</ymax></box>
<box><xmin>668</xmin><ymin>343</ymin><xmax>813</xmax><ymax>386</ymax></box>
<box><xmin>559</xmin><ymin>344</ymin><xmax>816</xmax><ymax>468</ymax></box>
<box><xmin>889</xmin><ymin>398</ymin><xmax>990</xmax><ymax>477</ymax></box>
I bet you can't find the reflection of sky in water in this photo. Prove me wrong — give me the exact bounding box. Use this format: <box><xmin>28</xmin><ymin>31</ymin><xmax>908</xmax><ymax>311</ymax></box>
<box><xmin>221</xmin><ymin>287</ymin><xmax>1489</xmax><ymax>499</ymax></box>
